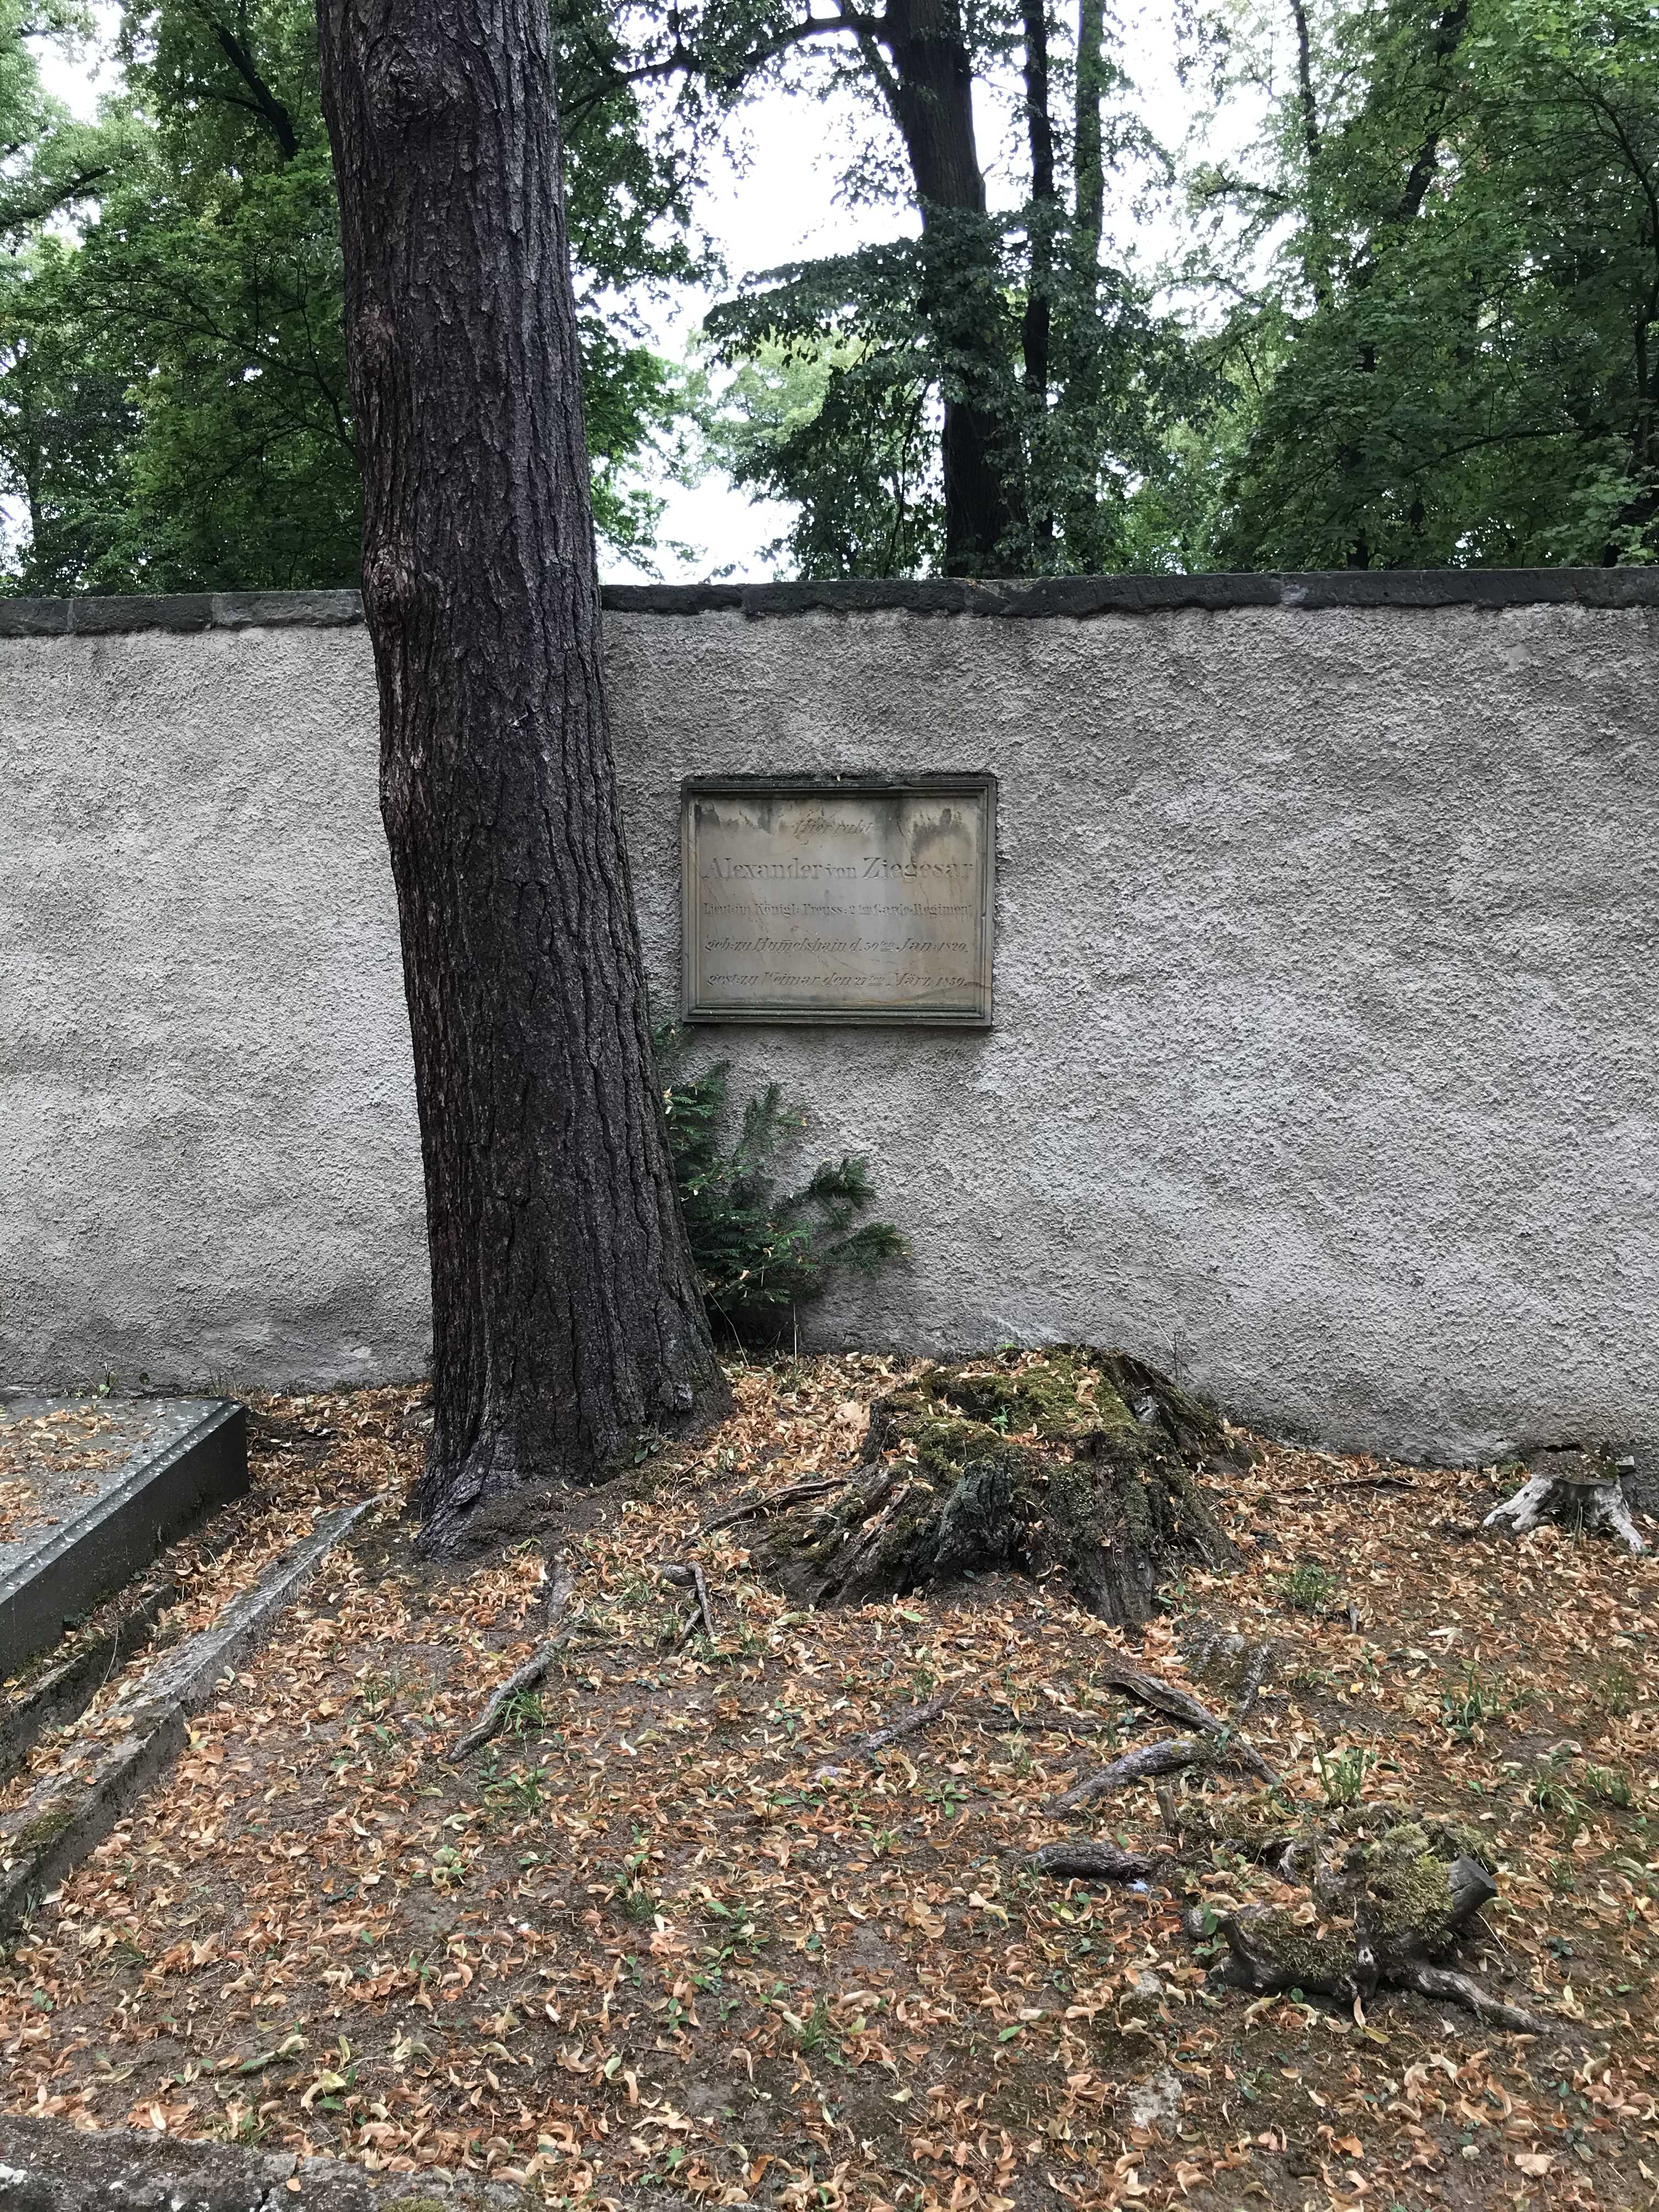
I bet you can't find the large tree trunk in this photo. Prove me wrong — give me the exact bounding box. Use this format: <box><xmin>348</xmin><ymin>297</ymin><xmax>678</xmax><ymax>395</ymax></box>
<box><xmin>879</xmin><ymin>0</ymin><xmax>1014</xmax><ymax>572</ymax></box>
<box><xmin>1057</xmin><ymin>0</ymin><xmax>1108</xmax><ymax>565</ymax></box>
<box><xmin>317</xmin><ymin>0</ymin><xmax>726</xmax><ymax>1554</ymax></box>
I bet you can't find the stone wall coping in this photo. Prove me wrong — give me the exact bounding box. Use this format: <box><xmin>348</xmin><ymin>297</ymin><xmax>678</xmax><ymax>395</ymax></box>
<box><xmin>2</xmin><ymin>568</ymin><xmax>1658</xmax><ymax>637</ymax></box>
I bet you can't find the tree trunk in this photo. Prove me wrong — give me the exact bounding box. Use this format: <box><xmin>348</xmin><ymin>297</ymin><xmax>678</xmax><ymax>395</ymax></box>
<box><xmin>879</xmin><ymin>0</ymin><xmax>1014</xmax><ymax>572</ymax></box>
<box><xmin>1020</xmin><ymin>0</ymin><xmax>1056</xmax><ymax>557</ymax></box>
<box><xmin>1058</xmin><ymin>0</ymin><xmax>1108</xmax><ymax>563</ymax></box>
<box><xmin>1073</xmin><ymin>0</ymin><xmax>1105</xmax><ymax>269</ymax></box>
<box><xmin>316</xmin><ymin>0</ymin><xmax>726</xmax><ymax>1555</ymax></box>
<box><xmin>1020</xmin><ymin>0</ymin><xmax>1055</xmax><ymax>408</ymax></box>
<box><xmin>1340</xmin><ymin>0</ymin><xmax>1470</xmax><ymax>565</ymax></box>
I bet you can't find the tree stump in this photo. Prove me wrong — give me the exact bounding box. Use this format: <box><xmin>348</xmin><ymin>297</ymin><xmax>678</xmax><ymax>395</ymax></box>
<box><xmin>1484</xmin><ymin>1447</ymin><xmax>1647</xmax><ymax>1556</ymax></box>
<box><xmin>755</xmin><ymin>1348</ymin><xmax>1245</xmax><ymax>1627</ymax></box>
<box><xmin>1199</xmin><ymin>1803</ymin><xmax>1544</xmax><ymax>2030</ymax></box>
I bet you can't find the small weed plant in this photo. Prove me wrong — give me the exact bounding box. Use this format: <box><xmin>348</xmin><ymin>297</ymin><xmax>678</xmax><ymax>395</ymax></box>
<box><xmin>1314</xmin><ymin>1743</ymin><xmax>1371</xmax><ymax>1807</ymax></box>
<box><xmin>1584</xmin><ymin>1762</ymin><xmax>1633</xmax><ymax>1808</ymax></box>
<box><xmin>1280</xmin><ymin>1562</ymin><xmax>1338</xmax><ymax>1615</ymax></box>
<box><xmin>1441</xmin><ymin>1665</ymin><xmax>1513</xmax><ymax>1739</ymax></box>
<box><xmin>1595</xmin><ymin>1662</ymin><xmax>1637</xmax><ymax>1719</ymax></box>
<box><xmin>1530</xmin><ymin>1756</ymin><xmax>1583</xmax><ymax>1818</ymax></box>
<box><xmin>501</xmin><ymin>1688</ymin><xmax>545</xmax><ymax>1737</ymax></box>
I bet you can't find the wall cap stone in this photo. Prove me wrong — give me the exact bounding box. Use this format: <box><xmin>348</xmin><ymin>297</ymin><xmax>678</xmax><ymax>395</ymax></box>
<box><xmin>2</xmin><ymin>569</ymin><xmax>1658</xmax><ymax>637</ymax></box>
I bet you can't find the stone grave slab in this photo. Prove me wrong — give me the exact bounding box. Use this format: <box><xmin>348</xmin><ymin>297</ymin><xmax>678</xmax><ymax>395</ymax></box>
<box><xmin>0</xmin><ymin>1393</ymin><xmax>247</xmax><ymax>1678</ymax></box>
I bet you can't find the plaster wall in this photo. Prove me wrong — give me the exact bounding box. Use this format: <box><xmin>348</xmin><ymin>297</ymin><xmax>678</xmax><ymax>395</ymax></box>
<box><xmin>2</xmin><ymin>584</ymin><xmax>1654</xmax><ymax>1461</ymax></box>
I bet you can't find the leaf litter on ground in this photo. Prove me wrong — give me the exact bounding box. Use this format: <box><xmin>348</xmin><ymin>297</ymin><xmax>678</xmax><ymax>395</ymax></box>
<box><xmin>2</xmin><ymin>1356</ymin><xmax>1657</xmax><ymax>2212</ymax></box>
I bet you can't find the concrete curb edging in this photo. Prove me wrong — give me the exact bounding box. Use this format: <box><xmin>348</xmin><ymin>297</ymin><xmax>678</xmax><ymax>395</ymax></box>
<box><xmin>0</xmin><ymin>1402</ymin><xmax>249</xmax><ymax>1679</ymax></box>
<box><xmin>0</xmin><ymin>1582</ymin><xmax>176</xmax><ymax>1786</ymax></box>
<box><xmin>0</xmin><ymin>1498</ymin><xmax>380</xmax><ymax>1936</ymax></box>
<box><xmin>0</xmin><ymin>2111</ymin><xmax>546</xmax><ymax>2212</ymax></box>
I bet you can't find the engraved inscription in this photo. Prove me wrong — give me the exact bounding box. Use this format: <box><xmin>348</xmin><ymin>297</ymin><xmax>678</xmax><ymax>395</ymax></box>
<box><xmin>681</xmin><ymin>780</ymin><xmax>995</xmax><ymax>1024</ymax></box>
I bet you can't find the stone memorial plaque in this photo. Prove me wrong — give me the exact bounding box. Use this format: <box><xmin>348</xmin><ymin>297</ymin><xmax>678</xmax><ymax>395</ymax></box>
<box><xmin>681</xmin><ymin>776</ymin><xmax>995</xmax><ymax>1024</ymax></box>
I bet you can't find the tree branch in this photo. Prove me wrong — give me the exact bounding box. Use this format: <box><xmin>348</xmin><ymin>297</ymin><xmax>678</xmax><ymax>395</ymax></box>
<box><xmin>205</xmin><ymin>14</ymin><xmax>299</xmax><ymax>159</ymax></box>
<box><xmin>565</xmin><ymin>7</ymin><xmax>878</xmax><ymax>121</ymax></box>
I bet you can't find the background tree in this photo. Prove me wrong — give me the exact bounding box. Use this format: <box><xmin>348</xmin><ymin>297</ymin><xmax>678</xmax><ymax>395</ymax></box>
<box><xmin>7</xmin><ymin>0</ymin><xmax>1658</xmax><ymax>584</ymax></box>
<box><xmin>317</xmin><ymin>0</ymin><xmax>726</xmax><ymax>1551</ymax></box>
<box><xmin>0</xmin><ymin>0</ymin><xmax>701</xmax><ymax>590</ymax></box>
<box><xmin>1186</xmin><ymin>0</ymin><xmax>1659</xmax><ymax>567</ymax></box>
<box><xmin>684</xmin><ymin>0</ymin><xmax>1209</xmax><ymax>574</ymax></box>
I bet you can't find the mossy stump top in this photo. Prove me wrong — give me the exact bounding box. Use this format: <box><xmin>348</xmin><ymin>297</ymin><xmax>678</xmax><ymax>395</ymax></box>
<box><xmin>757</xmin><ymin>1346</ymin><xmax>1247</xmax><ymax>1627</ymax></box>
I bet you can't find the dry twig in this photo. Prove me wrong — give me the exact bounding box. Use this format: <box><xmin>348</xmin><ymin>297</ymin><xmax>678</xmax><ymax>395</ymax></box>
<box><xmin>659</xmin><ymin>1560</ymin><xmax>716</xmax><ymax>1648</ymax></box>
<box><xmin>862</xmin><ymin>1685</ymin><xmax>956</xmax><ymax>1754</ymax></box>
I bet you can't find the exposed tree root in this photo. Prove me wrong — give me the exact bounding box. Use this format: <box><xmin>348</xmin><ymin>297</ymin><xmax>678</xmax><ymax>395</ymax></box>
<box><xmin>1485</xmin><ymin>1448</ymin><xmax>1646</xmax><ymax>1555</ymax></box>
<box><xmin>1400</xmin><ymin>1963</ymin><xmax>1545</xmax><ymax>2031</ymax></box>
<box><xmin>1031</xmin><ymin>1839</ymin><xmax>1154</xmax><ymax>1882</ymax></box>
<box><xmin>700</xmin><ymin>1479</ymin><xmax>843</xmax><ymax>1537</ymax></box>
<box><xmin>1094</xmin><ymin>1654</ymin><xmax>1278</xmax><ymax>1781</ymax></box>
<box><xmin>1048</xmin><ymin>1736</ymin><xmax>1216</xmax><ymax>1813</ymax></box>
<box><xmin>757</xmin><ymin>1348</ymin><xmax>1245</xmax><ymax>1628</ymax></box>
<box><xmin>1232</xmin><ymin>1640</ymin><xmax>1276</xmax><ymax>1724</ymax></box>
<box><xmin>449</xmin><ymin>1556</ymin><xmax>575</xmax><ymax>1759</ymax></box>
<box><xmin>861</xmin><ymin>1686</ymin><xmax>956</xmax><ymax>1753</ymax></box>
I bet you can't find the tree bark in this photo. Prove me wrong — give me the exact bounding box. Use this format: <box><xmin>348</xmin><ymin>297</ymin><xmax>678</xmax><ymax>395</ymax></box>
<box><xmin>316</xmin><ymin>0</ymin><xmax>726</xmax><ymax>1554</ymax></box>
<box><xmin>1073</xmin><ymin>0</ymin><xmax>1105</xmax><ymax>269</ymax></box>
<box><xmin>1019</xmin><ymin>0</ymin><xmax>1056</xmax><ymax>557</ymax></box>
<box><xmin>1020</xmin><ymin>0</ymin><xmax>1055</xmax><ymax>408</ymax></box>
<box><xmin>1058</xmin><ymin>0</ymin><xmax>1109</xmax><ymax>563</ymax></box>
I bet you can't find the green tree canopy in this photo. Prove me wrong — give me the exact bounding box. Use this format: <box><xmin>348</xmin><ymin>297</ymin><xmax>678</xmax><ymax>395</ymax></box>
<box><xmin>3</xmin><ymin>0</ymin><xmax>1654</xmax><ymax>584</ymax></box>
<box><xmin>0</xmin><ymin>0</ymin><xmax>706</xmax><ymax>591</ymax></box>
<box><xmin>1188</xmin><ymin>0</ymin><xmax>1659</xmax><ymax>567</ymax></box>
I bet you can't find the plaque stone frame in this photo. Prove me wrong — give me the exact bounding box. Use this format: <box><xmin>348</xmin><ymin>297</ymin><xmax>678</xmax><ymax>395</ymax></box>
<box><xmin>680</xmin><ymin>774</ymin><xmax>996</xmax><ymax>1026</ymax></box>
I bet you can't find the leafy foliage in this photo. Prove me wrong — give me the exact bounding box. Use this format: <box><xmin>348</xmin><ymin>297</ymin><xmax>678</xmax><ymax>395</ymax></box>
<box><xmin>1189</xmin><ymin>0</ymin><xmax>1659</xmax><ymax>567</ymax></box>
<box><xmin>703</xmin><ymin>0</ymin><xmax>1659</xmax><ymax>575</ymax></box>
<box><xmin>706</xmin><ymin>228</ymin><xmax>1210</xmax><ymax>577</ymax></box>
<box><xmin>0</xmin><ymin>0</ymin><xmax>704</xmax><ymax>590</ymax></box>
<box><xmin>659</xmin><ymin>1045</ymin><xmax>906</xmax><ymax>1347</ymax></box>
<box><xmin>5</xmin><ymin>0</ymin><xmax>1656</xmax><ymax>582</ymax></box>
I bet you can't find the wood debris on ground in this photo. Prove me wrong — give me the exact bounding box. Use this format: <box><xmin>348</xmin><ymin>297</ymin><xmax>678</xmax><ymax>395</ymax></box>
<box><xmin>1</xmin><ymin>1355</ymin><xmax>1657</xmax><ymax>2212</ymax></box>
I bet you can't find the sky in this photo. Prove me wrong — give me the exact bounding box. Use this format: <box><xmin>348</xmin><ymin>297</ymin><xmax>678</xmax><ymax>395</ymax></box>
<box><xmin>33</xmin><ymin>4</ymin><xmax>1251</xmax><ymax>585</ymax></box>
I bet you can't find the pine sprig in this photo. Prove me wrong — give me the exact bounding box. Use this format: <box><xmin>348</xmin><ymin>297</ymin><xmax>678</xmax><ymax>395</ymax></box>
<box><xmin>657</xmin><ymin>1037</ymin><xmax>907</xmax><ymax>1348</ymax></box>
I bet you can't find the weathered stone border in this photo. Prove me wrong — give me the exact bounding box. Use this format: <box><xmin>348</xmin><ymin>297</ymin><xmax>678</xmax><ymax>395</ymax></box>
<box><xmin>0</xmin><ymin>1498</ymin><xmax>378</xmax><ymax>1936</ymax></box>
<box><xmin>0</xmin><ymin>2112</ymin><xmax>539</xmax><ymax>2212</ymax></box>
<box><xmin>0</xmin><ymin>1404</ymin><xmax>247</xmax><ymax>1679</ymax></box>
<box><xmin>0</xmin><ymin>1398</ymin><xmax>246</xmax><ymax>1672</ymax></box>
<box><xmin>1</xmin><ymin>568</ymin><xmax>1657</xmax><ymax>637</ymax></box>
<box><xmin>0</xmin><ymin>1582</ymin><xmax>175</xmax><ymax>1786</ymax></box>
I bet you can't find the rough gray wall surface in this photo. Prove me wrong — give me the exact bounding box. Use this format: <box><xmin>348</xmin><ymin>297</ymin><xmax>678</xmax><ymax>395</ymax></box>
<box><xmin>0</xmin><ymin>627</ymin><xmax>419</xmax><ymax>1392</ymax></box>
<box><xmin>2</xmin><ymin>600</ymin><xmax>1655</xmax><ymax>1462</ymax></box>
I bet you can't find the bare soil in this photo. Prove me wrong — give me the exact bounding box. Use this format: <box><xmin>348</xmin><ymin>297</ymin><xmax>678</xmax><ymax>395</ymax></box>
<box><xmin>2</xmin><ymin>1358</ymin><xmax>1657</xmax><ymax>2212</ymax></box>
